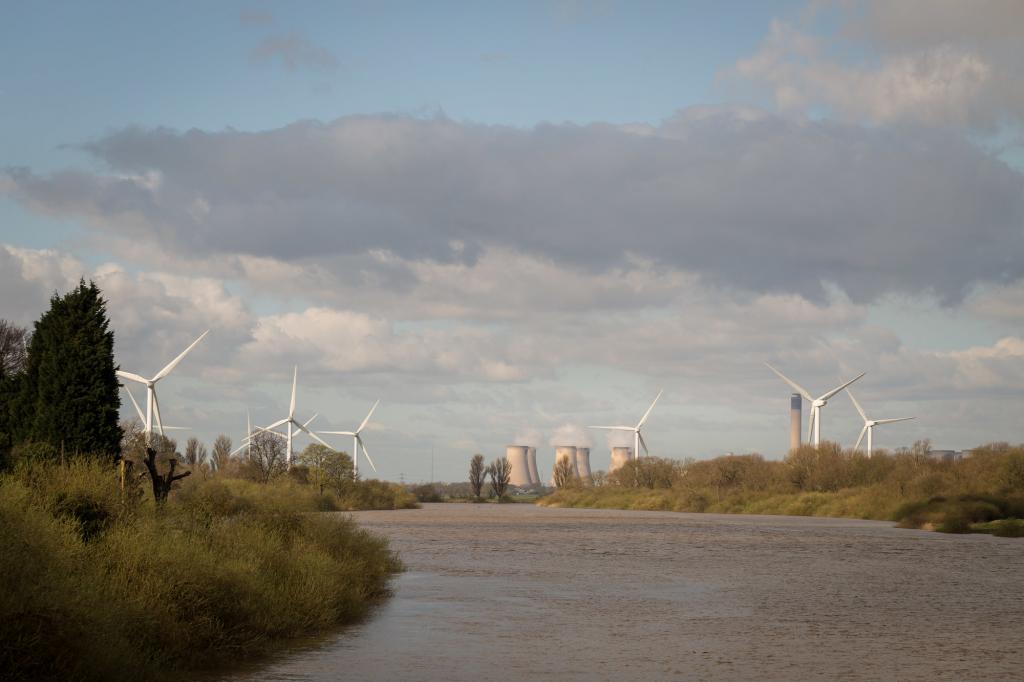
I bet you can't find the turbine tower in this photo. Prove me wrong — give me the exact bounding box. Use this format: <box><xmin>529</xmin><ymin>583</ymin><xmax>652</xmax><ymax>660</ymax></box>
<box><xmin>765</xmin><ymin>363</ymin><xmax>864</xmax><ymax>447</ymax></box>
<box><xmin>318</xmin><ymin>400</ymin><xmax>381</xmax><ymax>478</ymax></box>
<box><xmin>259</xmin><ymin>366</ymin><xmax>331</xmax><ymax>467</ymax></box>
<box><xmin>117</xmin><ymin>330</ymin><xmax>209</xmax><ymax>443</ymax></box>
<box><xmin>123</xmin><ymin>386</ymin><xmax>190</xmax><ymax>436</ymax></box>
<box><xmin>848</xmin><ymin>391</ymin><xmax>914</xmax><ymax>457</ymax></box>
<box><xmin>588</xmin><ymin>389</ymin><xmax>663</xmax><ymax>461</ymax></box>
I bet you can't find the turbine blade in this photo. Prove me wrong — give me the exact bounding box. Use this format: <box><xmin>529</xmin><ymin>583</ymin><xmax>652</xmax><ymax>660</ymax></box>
<box><xmin>254</xmin><ymin>426</ymin><xmax>288</xmax><ymax>440</ymax></box>
<box><xmin>161</xmin><ymin>426</ymin><xmax>191</xmax><ymax>431</ymax></box>
<box><xmin>230</xmin><ymin>443</ymin><xmax>247</xmax><ymax>456</ymax></box>
<box><xmin>289</xmin><ymin>366</ymin><xmax>297</xmax><ymax>418</ymax></box>
<box><xmin>807</xmin><ymin>408</ymin><xmax>815</xmax><ymax>443</ymax></box>
<box><xmin>318</xmin><ymin>430</ymin><xmax>355</xmax><ymax>436</ymax></box>
<box><xmin>876</xmin><ymin>417</ymin><xmax>915</xmax><ymax>425</ymax></box>
<box><xmin>765</xmin><ymin>363</ymin><xmax>813</xmax><ymax>401</ymax></box>
<box><xmin>638</xmin><ymin>431</ymin><xmax>649</xmax><ymax>455</ymax></box>
<box><xmin>853</xmin><ymin>424</ymin><xmax>867</xmax><ymax>451</ymax></box>
<box><xmin>152</xmin><ymin>390</ymin><xmax>165</xmax><ymax>437</ymax></box>
<box><xmin>359</xmin><ymin>437</ymin><xmax>378</xmax><ymax>473</ymax></box>
<box><xmin>587</xmin><ymin>425</ymin><xmax>635</xmax><ymax>431</ymax></box>
<box><xmin>294</xmin><ymin>420</ymin><xmax>331</xmax><ymax>448</ymax></box>
<box><xmin>154</xmin><ymin>330</ymin><xmax>209</xmax><ymax>381</ymax></box>
<box><xmin>636</xmin><ymin>389</ymin><xmax>663</xmax><ymax>429</ymax></box>
<box><xmin>847</xmin><ymin>390</ymin><xmax>867</xmax><ymax>421</ymax></box>
<box><xmin>123</xmin><ymin>386</ymin><xmax>146</xmax><ymax>422</ymax></box>
<box><xmin>303</xmin><ymin>413</ymin><xmax>319</xmax><ymax>428</ymax></box>
<box><xmin>117</xmin><ymin>370</ymin><xmax>150</xmax><ymax>385</ymax></box>
<box><xmin>264</xmin><ymin>418</ymin><xmax>289</xmax><ymax>430</ymax></box>
<box><xmin>357</xmin><ymin>399</ymin><xmax>380</xmax><ymax>434</ymax></box>
<box><xmin>819</xmin><ymin>372</ymin><xmax>865</xmax><ymax>402</ymax></box>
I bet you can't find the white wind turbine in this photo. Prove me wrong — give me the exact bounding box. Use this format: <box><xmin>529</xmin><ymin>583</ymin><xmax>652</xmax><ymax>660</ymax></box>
<box><xmin>123</xmin><ymin>385</ymin><xmax>191</xmax><ymax>437</ymax></box>
<box><xmin>258</xmin><ymin>366</ymin><xmax>330</xmax><ymax>467</ymax></box>
<box><xmin>117</xmin><ymin>330</ymin><xmax>209</xmax><ymax>443</ymax></box>
<box><xmin>848</xmin><ymin>391</ymin><xmax>914</xmax><ymax>457</ymax></box>
<box><xmin>588</xmin><ymin>390</ymin><xmax>663</xmax><ymax>461</ymax></box>
<box><xmin>318</xmin><ymin>400</ymin><xmax>381</xmax><ymax>479</ymax></box>
<box><xmin>765</xmin><ymin>363</ymin><xmax>864</xmax><ymax>447</ymax></box>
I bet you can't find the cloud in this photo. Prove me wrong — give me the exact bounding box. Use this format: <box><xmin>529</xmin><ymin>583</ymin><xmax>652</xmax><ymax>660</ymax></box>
<box><xmin>250</xmin><ymin>32</ymin><xmax>338</xmax><ymax>72</ymax></box>
<box><xmin>4</xmin><ymin>110</ymin><xmax>1022</xmax><ymax>304</ymax></box>
<box><xmin>730</xmin><ymin>3</ymin><xmax>1024</xmax><ymax>130</ymax></box>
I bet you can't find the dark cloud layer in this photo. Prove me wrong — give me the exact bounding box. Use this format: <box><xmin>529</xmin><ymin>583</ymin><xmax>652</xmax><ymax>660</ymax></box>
<box><xmin>4</xmin><ymin>108</ymin><xmax>1023</xmax><ymax>302</ymax></box>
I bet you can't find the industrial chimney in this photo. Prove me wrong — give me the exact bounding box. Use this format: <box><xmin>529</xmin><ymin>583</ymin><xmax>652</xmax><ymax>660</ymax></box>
<box><xmin>526</xmin><ymin>447</ymin><xmax>539</xmax><ymax>486</ymax></box>
<box><xmin>790</xmin><ymin>393</ymin><xmax>802</xmax><ymax>451</ymax></box>
<box><xmin>575</xmin><ymin>447</ymin><xmax>592</xmax><ymax>482</ymax></box>
<box><xmin>505</xmin><ymin>446</ymin><xmax>532</xmax><ymax>487</ymax></box>
<box><xmin>609</xmin><ymin>447</ymin><xmax>632</xmax><ymax>473</ymax></box>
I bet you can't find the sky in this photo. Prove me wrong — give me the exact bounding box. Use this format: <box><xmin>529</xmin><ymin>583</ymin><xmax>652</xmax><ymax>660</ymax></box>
<box><xmin>2</xmin><ymin>1</ymin><xmax>1023</xmax><ymax>481</ymax></box>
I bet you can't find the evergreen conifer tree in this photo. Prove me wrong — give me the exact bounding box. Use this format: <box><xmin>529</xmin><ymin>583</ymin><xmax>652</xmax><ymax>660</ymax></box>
<box><xmin>15</xmin><ymin>280</ymin><xmax>121</xmax><ymax>459</ymax></box>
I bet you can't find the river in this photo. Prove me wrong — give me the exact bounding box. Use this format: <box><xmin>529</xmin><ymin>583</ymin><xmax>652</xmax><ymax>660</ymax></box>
<box><xmin>218</xmin><ymin>503</ymin><xmax>1023</xmax><ymax>680</ymax></box>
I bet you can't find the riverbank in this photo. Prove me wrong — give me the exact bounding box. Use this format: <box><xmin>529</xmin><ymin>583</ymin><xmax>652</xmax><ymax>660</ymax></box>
<box><xmin>0</xmin><ymin>460</ymin><xmax>403</xmax><ymax>681</ymax></box>
<box><xmin>537</xmin><ymin>443</ymin><xmax>1024</xmax><ymax>534</ymax></box>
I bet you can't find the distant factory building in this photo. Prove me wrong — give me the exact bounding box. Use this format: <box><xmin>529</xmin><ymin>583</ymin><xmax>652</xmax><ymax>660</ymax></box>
<box><xmin>790</xmin><ymin>393</ymin><xmax>802</xmax><ymax>450</ymax></box>
<box><xmin>526</xmin><ymin>447</ymin><xmax>539</xmax><ymax>486</ymax></box>
<box><xmin>575</xmin><ymin>447</ymin><xmax>592</xmax><ymax>482</ymax></box>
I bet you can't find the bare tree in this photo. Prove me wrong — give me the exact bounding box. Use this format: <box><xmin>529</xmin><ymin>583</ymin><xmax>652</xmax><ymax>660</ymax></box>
<box><xmin>488</xmin><ymin>456</ymin><xmax>512</xmax><ymax>498</ymax></box>
<box><xmin>247</xmin><ymin>430</ymin><xmax>286</xmax><ymax>483</ymax></box>
<box><xmin>210</xmin><ymin>435</ymin><xmax>232</xmax><ymax>472</ymax></box>
<box><xmin>468</xmin><ymin>453</ymin><xmax>486</xmax><ymax>499</ymax></box>
<box><xmin>0</xmin><ymin>319</ymin><xmax>29</xmax><ymax>378</ymax></box>
<box><xmin>553</xmin><ymin>454</ymin><xmax>576</xmax><ymax>489</ymax></box>
<box><xmin>184</xmin><ymin>437</ymin><xmax>208</xmax><ymax>467</ymax></box>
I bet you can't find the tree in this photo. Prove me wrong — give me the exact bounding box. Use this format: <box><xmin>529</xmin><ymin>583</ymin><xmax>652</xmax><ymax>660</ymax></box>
<box><xmin>184</xmin><ymin>437</ymin><xmax>208</xmax><ymax>467</ymax></box>
<box><xmin>0</xmin><ymin>320</ymin><xmax>29</xmax><ymax>467</ymax></box>
<box><xmin>553</xmin><ymin>454</ymin><xmax>576</xmax><ymax>489</ymax></box>
<box><xmin>468</xmin><ymin>453</ymin><xmax>486</xmax><ymax>499</ymax></box>
<box><xmin>14</xmin><ymin>281</ymin><xmax>121</xmax><ymax>459</ymax></box>
<box><xmin>247</xmin><ymin>430</ymin><xmax>286</xmax><ymax>483</ymax></box>
<box><xmin>210</xmin><ymin>435</ymin><xmax>232</xmax><ymax>472</ymax></box>
<box><xmin>488</xmin><ymin>456</ymin><xmax>512</xmax><ymax>498</ymax></box>
<box><xmin>120</xmin><ymin>420</ymin><xmax>186</xmax><ymax>502</ymax></box>
<box><xmin>298</xmin><ymin>443</ymin><xmax>353</xmax><ymax>494</ymax></box>
<box><xmin>0</xmin><ymin>320</ymin><xmax>29</xmax><ymax>379</ymax></box>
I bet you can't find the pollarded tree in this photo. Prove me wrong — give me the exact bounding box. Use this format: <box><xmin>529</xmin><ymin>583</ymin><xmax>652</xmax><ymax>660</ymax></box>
<box><xmin>468</xmin><ymin>453</ymin><xmax>486</xmax><ymax>500</ymax></box>
<box><xmin>15</xmin><ymin>280</ymin><xmax>121</xmax><ymax>460</ymax></box>
<box><xmin>488</xmin><ymin>456</ymin><xmax>512</xmax><ymax>498</ymax></box>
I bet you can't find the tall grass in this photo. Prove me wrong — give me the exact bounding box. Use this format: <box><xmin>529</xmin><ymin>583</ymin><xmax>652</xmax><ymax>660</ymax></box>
<box><xmin>0</xmin><ymin>459</ymin><xmax>403</xmax><ymax>681</ymax></box>
<box><xmin>539</xmin><ymin>442</ymin><xmax>1024</xmax><ymax>531</ymax></box>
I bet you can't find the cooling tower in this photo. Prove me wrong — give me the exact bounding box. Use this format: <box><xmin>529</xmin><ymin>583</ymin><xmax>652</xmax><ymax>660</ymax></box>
<box><xmin>505</xmin><ymin>446</ymin><xmax>532</xmax><ymax>487</ymax></box>
<box><xmin>526</xmin><ymin>447</ymin><xmax>539</xmax><ymax>486</ymax></box>
<box><xmin>790</xmin><ymin>393</ymin><xmax>802</xmax><ymax>451</ymax></box>
<box><xmin>609</xmin><ymin>446</ymin><xmax>632</xmax><ymax>473</ymax></box>
<box><xmin>575</xmin><ymin>447</ymin><xmax>592</xmax><ymax>482</ymax></box>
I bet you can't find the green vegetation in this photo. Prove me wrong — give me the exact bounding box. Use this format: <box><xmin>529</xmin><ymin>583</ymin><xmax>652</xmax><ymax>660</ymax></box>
<box><xmin>0</xmin><ymin>458</ymin><xmax>402</xmax><ymax>681</ymax></box>
<box><xmin>539</xmin><ymin>442</ymin><xmax>1024</xmax><ymax>535</ymax></box>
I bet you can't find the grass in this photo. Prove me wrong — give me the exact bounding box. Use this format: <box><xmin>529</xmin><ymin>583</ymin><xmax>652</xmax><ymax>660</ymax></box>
<box><xmin>0</xmin><ymin>459</ymin><xmax>404</xmax><ymax>681</ymax></box>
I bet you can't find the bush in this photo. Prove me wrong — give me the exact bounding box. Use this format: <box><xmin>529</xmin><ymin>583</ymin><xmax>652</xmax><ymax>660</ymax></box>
<box><xmin>0</xmin><ymin>461</ymin><xmax>402</xmax><ymax>681</ymax></box>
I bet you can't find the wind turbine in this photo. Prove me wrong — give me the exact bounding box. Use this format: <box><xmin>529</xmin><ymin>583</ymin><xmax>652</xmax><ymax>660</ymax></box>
<box><xmin>258</xmin><ymin>366</ymin><xmax>330</xmax><ymax>467</ymax></box>
<box><xmin>318</xmin><ymin>400</ymin><xmax>380</xmax><ymax>479</ymax></box>
<box><xmin>848</xmin><ymin>391</ymin><xmax>914</xmax><ymax>457</ymax></box>
<box><xmin>117</xmin><ymin>330</ymin><xmax>209</xmax><ymax>443</ymax></box>
<box><xmin>123</xmin><ymin>385</ymin><xmax>191</xmax><ymax>436</ymax></box>
<box><xmin>588</xmin><ymin>390</ymin><xmax>663</xmax><ymax>461</ymax></box>
<box><xmin>765</xmin><ymin>363</ymin><xmax>864</xmax><ymax>447</ymax></box>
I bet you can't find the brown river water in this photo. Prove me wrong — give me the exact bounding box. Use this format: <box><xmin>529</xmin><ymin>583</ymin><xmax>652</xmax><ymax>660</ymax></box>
<box><xmin>218</xmin><ymin>503</ymin><xmax>1023</xmax><ymax>681</ymax></box>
